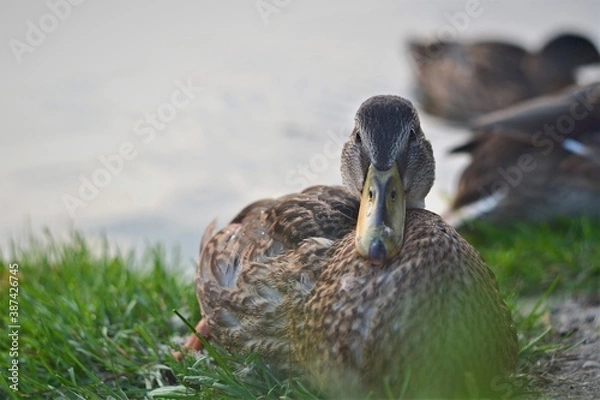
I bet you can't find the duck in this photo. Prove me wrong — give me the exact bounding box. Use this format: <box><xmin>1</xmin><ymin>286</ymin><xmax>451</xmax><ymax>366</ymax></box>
<box><xmin>182</xmin><ymin>95</ymin><xmax>518</xmax><ymax>398</ymax></box>
<box><xmin>447</xmin><ymin>83</ymin><xmax>600</xmax><ymax>225</ymax></box>
<box><xmin>407</xmin><ymin>33</ymin><xmax>600</xmax><ymax>122</ymax></box>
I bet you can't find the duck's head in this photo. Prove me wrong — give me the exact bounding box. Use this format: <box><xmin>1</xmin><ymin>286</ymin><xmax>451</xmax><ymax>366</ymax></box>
<box><xmin>341</xmin><ymin>95</ymin><xmax>435</xmax><ymax>262</ymax></box>
<box><xmin>534</xmin><ymin>33</ymin><xmax>600</xmax><ymax>91</ymax></box>
<box><xmin>540</xmin><ymin>33</ymin><xmax>600</xmax><ymax>68</ymax></box>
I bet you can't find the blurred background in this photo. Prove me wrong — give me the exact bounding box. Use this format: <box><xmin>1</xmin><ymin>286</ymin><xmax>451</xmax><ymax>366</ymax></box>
<box><xmin>1</xmin><ymin>0</ymin><xmax>598</xmax><ymax>264</ymax></box>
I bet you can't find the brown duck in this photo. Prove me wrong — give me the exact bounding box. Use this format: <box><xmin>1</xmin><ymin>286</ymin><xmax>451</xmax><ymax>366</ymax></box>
<box><xmin>408</xmin><ymin>33</ymin><xmax>600</xmax><ymax>122</ymax></box>
<box><xmin>448</xmin><ymin>83</ymin><xmax>600</xmax><ymax>225</ymax></box>
<box><xmin>183</xmin><ymin>95</ymin><xmax>517</xmax><ymax>398</ymax></box>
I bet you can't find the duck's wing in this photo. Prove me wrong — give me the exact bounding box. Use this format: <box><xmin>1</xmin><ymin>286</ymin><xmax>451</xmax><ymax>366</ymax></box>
<box><xmin>454</xmin><ymin>83</ymin><xmax>600</xmax><ymax>161</ymax></box>
<box><xmin>408</xmin><ymin>39</ymin><xmax>526</xmax><ymax>72</ymax></box>
<box><xmin>407</xmin><ymin>39</ymin><xmax>531</xmax><ymax>120</ymax></box>
<box><xmin>469</xmin><ymin>82</ymin><xmax>600</xmax><ymax>141</ymax></box>
<box><xmin>196</xmin><ymin>185</ymin><xmax>359</xmax><ymax>360</ymax></box>
<box><xmin>449</xmin><ymin>83</ymin><xmax>600</xmax><ymax>222</ymax></box>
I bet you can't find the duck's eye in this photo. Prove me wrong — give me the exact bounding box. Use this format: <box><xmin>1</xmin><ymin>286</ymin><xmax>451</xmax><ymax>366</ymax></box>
<box><xmin>355</xmin><ymin>131</ymin><xmax>362</xmax><ymax>144</ymax></box>
<box><xmin>409</xmin><ymin>128</ymin><xmax>416</xmax><ymax>138</ymax></box>
<box><xmin>390</xmin><ymin>190</ymin><xmax>396</xmax><ymax>200</ymax></box>
<box><xmin>368</xmin><ymin>189</ymin><xmax>373</xmax><ymax>200</ymax></box>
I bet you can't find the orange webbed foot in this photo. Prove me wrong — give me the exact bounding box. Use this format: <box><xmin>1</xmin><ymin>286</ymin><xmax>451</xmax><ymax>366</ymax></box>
<box><xmin>172</xmin><ymin>319</ymin><xmax>210</xmax><ymax>361</ymax></box>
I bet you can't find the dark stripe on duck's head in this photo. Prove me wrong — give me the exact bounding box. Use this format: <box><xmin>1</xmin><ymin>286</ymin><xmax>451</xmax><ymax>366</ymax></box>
<box><xmin>355</xmin><ymin>95</ymin><xmax>420</xmax><ymax>170</ymax></box>
<box><xmin>540</xmin><ymin>33</ymin><xmax>600</xmax><ymax>66</ymax></box>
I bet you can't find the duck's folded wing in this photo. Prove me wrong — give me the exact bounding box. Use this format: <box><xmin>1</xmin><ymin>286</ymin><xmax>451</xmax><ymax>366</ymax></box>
<box><xmin>195</xmin><ymin>185</ymin><xmax>358</xmax><ymax>358</ymax></box>
<box><xmin>469</xmin><ymin>82</ymin><xmax>600</xmax><ymax>141</ymax></box>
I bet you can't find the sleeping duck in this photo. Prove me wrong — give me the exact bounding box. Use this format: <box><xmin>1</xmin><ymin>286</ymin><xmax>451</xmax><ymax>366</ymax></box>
<box><xmin>407</xmin><ymin>33</ymin><xmax>600</xmax><ymax>122</ymax></box>
<box><xmin>448</xmin><ymin>83</ymin><xmax>600</xmax><ymax>224</ymax></box>
<box><xmin>182</xmin><ymin>95</ymin><xmax>517</xmax><ymax>398</ymax></box>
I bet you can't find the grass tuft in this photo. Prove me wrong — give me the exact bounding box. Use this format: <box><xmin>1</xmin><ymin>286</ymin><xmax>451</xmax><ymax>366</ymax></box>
<box><xmin>460</xmin><ymin>217</ymin><xmax>600</xmax><ymax>295</ymax></box>
<box><xmin>0</xmin><ymin>232</ymin><xmax>197</xmax><ymax>399</ymax></box>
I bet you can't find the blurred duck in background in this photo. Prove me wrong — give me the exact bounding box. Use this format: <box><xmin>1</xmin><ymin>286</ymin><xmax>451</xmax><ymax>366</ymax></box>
<box><xmin>407</xmin><ymin>33</ymin><xmax>600</xmax><ymax>122</ymax></box>
<box><xmin>446</xmin><ymin>83</ymin><xmax>600</xmax><ymax>225</ymax></box>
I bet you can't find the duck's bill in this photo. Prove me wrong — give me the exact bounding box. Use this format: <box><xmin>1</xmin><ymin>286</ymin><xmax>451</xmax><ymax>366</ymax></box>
<box><xmin>355</xmin><ymin>164</ymin><xmax>406</xmax><ymax>262</ymax></box>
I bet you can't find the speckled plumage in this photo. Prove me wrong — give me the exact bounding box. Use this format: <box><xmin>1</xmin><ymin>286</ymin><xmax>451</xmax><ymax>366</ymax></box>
<box><xmin>197</xmin><ymin>186</ymin><xmax>359</xmax><ymax>364</ymax></box>
<box><xmin>190</xmin><ymin>96</ymin><xmax>518</xmax><ymax>398</ymax></box>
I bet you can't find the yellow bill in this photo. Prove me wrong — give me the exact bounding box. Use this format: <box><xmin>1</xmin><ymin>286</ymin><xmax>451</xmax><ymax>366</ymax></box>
<box><xmin>355</xmin><ymin>163</ymin><xmax>406</xmax><ymax>262</ymax></box>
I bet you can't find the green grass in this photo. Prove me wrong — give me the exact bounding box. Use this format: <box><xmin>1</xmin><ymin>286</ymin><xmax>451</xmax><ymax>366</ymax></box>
<box><xmin>0</xmin><ymin>231</ymin><xmax>321</xmax><ymax>399</ymax></box>
<box><xmin>460</xmin><ymin>217</ymin><xmax>600</xmax><ymax>296</ymax></box>
<box><xmin>0</xmin><ymin>232</ymin><xmax>197</xmax><ymax>399</ymax></box>
<box><xmin>1</xmin><ymin>218</ymin><xmax>599</xmax><ymax>399</ymax></box>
